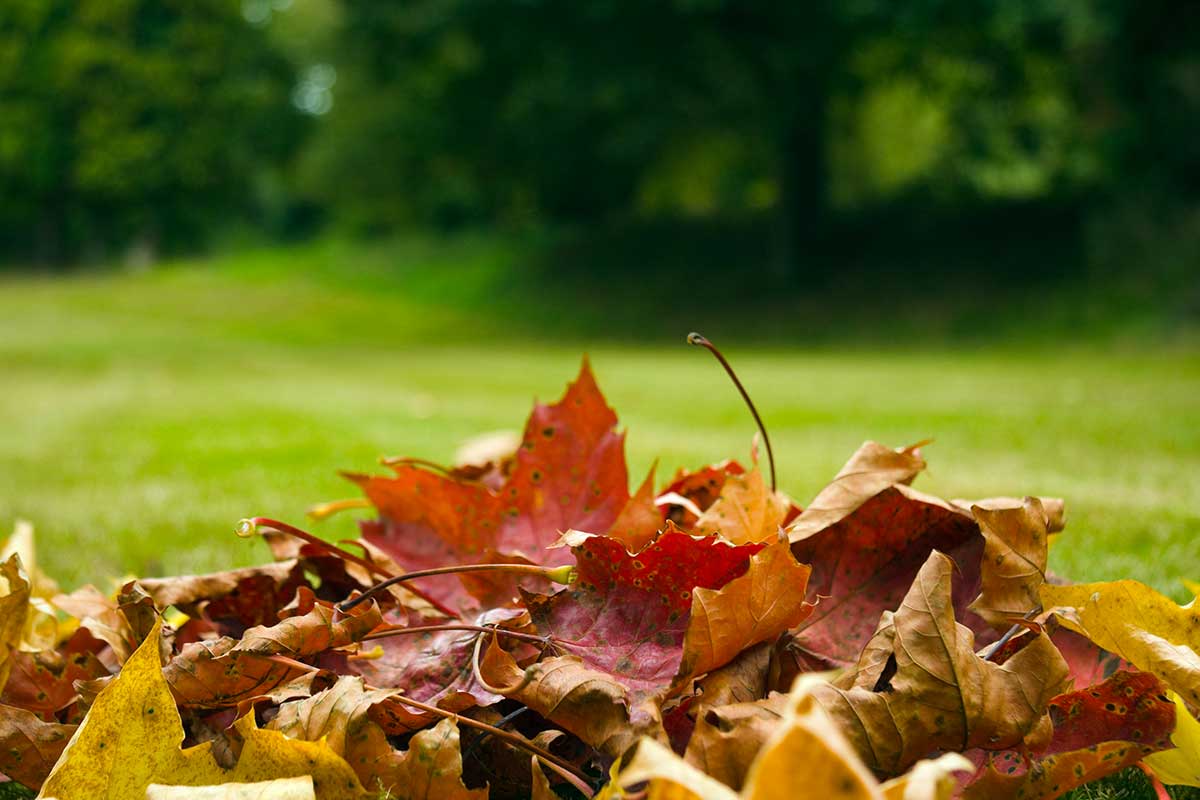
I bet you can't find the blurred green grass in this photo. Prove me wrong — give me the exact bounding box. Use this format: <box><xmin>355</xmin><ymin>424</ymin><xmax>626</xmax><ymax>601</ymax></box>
<box><xmin>0</xmin><ymin>238</ymin><xmax>1197</xmax><ymax>602</ymax></box>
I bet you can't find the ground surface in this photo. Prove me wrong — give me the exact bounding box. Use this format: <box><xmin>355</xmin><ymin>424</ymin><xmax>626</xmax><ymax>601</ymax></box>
<box><xmin>1</xmin><ymin>240</ymin><xmax>1198</xmax><ymax>798</ymax></box>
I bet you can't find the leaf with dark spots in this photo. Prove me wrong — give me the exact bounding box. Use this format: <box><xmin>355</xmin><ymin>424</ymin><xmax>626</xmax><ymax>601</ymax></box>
<box><xmin>136</xmin><ymin>561</ymin><xmax>309</xmax><ymax>637</ymax></box>
<box><xmin>497</xmin><ymin>356</ymin><xmax>630</xmax><ymax>560</ymax></box>
<box><xmin>525</xmin><ymin>529</ymin><xmax>764</xmax><ymax>700</ymax></box>
<box><xmin>354</xmin><ymin>467</ymin><xmax>505</xmax><ymax>614</ymax></box>
<box><xmin>347</xmin><ymin>607</ymin><xmax>525</xmax><ymax>733</ymax></box>
<box><xmin>230</xmin><ymin>588</ymin><xmax>382</xmax><ymax>658</ymax></box>
<box><xmin>787</xmin><ymin>484</ymin><xmax>986</xmax><ymax>669</ymax></box>
<box><xmin>165</xmin><ymin>637</ymin><xmax>307</xmax><ymax>710</ymax></box>
<box><xmin>812</xmin><ymin>552</ymin><xmax>1070</xmax><ymax>775</ymax></box>
<box><xmin>961</xmin><ymin>670</ymin><xmax>1176</xmax><ymax>800</ymax></box>
<box><xmin>351</xmin><ymin>359</ymin><xmax>634</xmax><ymax>616</ymax></box>
<box><xmin>0</xmin><ymin>702</ymin><xmax>76</xmax><ymax>789</ymax></box>
<box><xmin>661</xmin><ymin>460</ymin><xmax>745</xmax><ymax>527</ymax></box>
<box><xmin>0</xmin><ymin>641</ymin><xmax>108</xmax><ymax>719</ymax></box>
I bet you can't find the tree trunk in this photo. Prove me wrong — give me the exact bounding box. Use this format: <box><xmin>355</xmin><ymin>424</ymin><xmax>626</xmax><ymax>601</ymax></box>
<box><xmin>771</xmin><ymin>92</ymin><xmax>828</xmax><ymax>284</ymax></box>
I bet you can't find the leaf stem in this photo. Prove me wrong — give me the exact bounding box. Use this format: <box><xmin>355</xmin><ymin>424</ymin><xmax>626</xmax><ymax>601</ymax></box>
<box><xmin>239</xmin><ymin>517</ymin><xmax>457</xmax><ymax>618</ymax></box>
<box><xmin>339</xmin><ymin>563</ymin><xmax>576</xmax><ymax>612</ymax></box>
<box><xmin>363</xmin><ymin>623</ymin><xmax>548</xmax><ymax>647</ymax></box>
<box><xmin>306</xmin><ymin>497</ymin><xmax>372</xmax><ymax>521</ymax></box>
<box><xmin>687</xmin><ymin>332</ymin><xmax>776</xmax><ymax>491</ymax></box>
<box><xmin>260</xmin><ymin>653</ymin><xmax>594</xmax><ymax>796</ymax></box>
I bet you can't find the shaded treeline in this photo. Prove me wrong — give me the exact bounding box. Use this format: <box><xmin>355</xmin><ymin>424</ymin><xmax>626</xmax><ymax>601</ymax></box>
<box><xmin>1</xmin><ymin>0</ymin><xmax>1197</xmax><ymax>295</ymax></box>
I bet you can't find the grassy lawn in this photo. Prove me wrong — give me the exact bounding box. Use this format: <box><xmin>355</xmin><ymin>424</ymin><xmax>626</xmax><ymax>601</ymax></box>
<box><xmin>1</xmin><ymin>238</ymin><xmax>1199</xmax><ymax>799</ymax></box>
<box><xmin>1</xmin><ymin>238</ymin><xmax>1198</xmax><ymax>597</ymax></box>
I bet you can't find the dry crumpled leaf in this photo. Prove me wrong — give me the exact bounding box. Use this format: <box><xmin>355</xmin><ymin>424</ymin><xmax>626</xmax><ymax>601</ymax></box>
<box><xmin>681</xmin><ymin>542</ymin><xmax>813</xmax><ymax>680</ymax></box>
<box><xmin>1144</xmin><ymin>691</ymin><xmax>1200</xmax><ymax>787</ymax></box>
<box><xmin>813</xmin><ymin>552</ymin><xmax>1069</xmax><ymax>775</ymax></box>
<box><xmin>786</xmin><ymin>441</ymin><xmax>926</xmax><ymax>542</ymax></box>
<box><xmin>683</xmin><ymin>694</ymin><xmax>786</xmax><ymax>791</ymax></box>
<box><xmin>1040</xmin><ymin>579</ymin><xmax>1200</xmax><ymax>705</ymax></box>
<box><xmin>373</xmin><ymin>716</ymin><xmax>487</xmax><ymax>800</ymax></box>
<box><xmin>962</xmin><ymin>670</ymin><xmax>1176</xmax><ymax>800</ymax></box>
<box><xmin>787</xmin><ymin>482</ymin><xmax>984</xmax><ymax>670</ymax></box>
<box><xmin>38</xmin><ymin>620</ymin><xmax>367</xmax><ymax>800</ymax></box>
<box><xmin>2</xmin><ymin>522</ymin><xmax>58</xmax><ymax>651</ymax></box>
<box><xmin>0</xmin><ymin>553</ymin><xmax>33</xmax><ymax>693</ymax></box>
<box><xmin>967</xmin><ymin>498</ymin><xmax>1051</xmax><ymax>629</ymax></box>
<box><xmin>268</xmin><ymin>676</ymin><xmax>399</xmax><ymax>793</ymax></box>
<box><xmin>145</xmin><ymin>776</ymin><xmax>315</xmax><ymax>799</ymax></box>
<box><xmin>0</xmin><ymin>702</ymin><xmax>76</xmax><ymax>789</ymax></box>
<box><xmin>603</xmin><ymin>676</ymin><xmax>972</xmax><ymax>800</ymax></box>
<box><xmin>692</xmin><ymin>469</ymin><xmax>788</xmax><ymax>545</ymax></box>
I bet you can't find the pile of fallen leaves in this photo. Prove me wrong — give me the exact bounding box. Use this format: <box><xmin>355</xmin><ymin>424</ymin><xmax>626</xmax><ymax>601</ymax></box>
<box><xmin>2</xmin><ymin>358</ymin><xmax>1200</xmax><ymax>800</ymax></box>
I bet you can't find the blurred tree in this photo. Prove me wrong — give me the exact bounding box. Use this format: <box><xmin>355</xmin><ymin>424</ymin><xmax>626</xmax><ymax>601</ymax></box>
<box><xmin>314</xmin><ymin>0</ymin><xmax>1168</xmax><ymax>277</ymax></box>
<box><xmin>0</xmin><ymin>0</ymin><xmax>302</xmax><ymax>264</ymax></box>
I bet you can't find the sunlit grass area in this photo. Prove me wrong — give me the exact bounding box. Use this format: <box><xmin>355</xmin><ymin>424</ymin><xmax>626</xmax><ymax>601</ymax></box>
<box><xmin>1</xmin><ymin>240</ymin><xmax>1197</xmax><ymax>602</ymax></box>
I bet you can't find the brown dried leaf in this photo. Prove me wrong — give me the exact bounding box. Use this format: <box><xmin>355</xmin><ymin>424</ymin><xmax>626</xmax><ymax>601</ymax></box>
<box><xmin>967</xmin><ymin>498</ymin><xmax>1051</xmax><ymax>629</ymax></box>
<box><xmin>813</xmin><ymin>552</ymin><xmax>1070</xmax><ymax>775</ymax></box>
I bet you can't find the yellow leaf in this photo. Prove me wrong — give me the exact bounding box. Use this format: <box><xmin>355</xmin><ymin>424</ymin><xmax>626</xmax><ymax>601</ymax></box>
<box><xmin>693</xmin><ymin>470</ymin><xmax>788</xmax><ymax>545</ymax></box>
<box><xmin>2</xmin><ymin>522</ymin><xmax>63</xmax><ymax>651</ymax></box>
<box><xmin>1144</xmin><ymin>692</ymin><xmax>1200</xmax><ymax>787</ymax></box>
<box><xmin>145</xmin><ymin>777</ymin><xmax>315</xmax><ymax>799</ymax></box>
<box><xmin>38</xmin><ymin>620</ymin><xmax>367</xmax><ymax>800</ymax></box>
<box><xmin>880</xmin><ymin>754</ymin><xmax>975</xmax><ymax>800</ymax></box>
<box><xmin>0</xmin><ymin>553</ymin><xmax>32</xmax><ymax>693</ymax></box>
<box><xmin>1040</xmin><ymin>580</ymin><xmax>1200</xmax><ymax>705</ymax></box>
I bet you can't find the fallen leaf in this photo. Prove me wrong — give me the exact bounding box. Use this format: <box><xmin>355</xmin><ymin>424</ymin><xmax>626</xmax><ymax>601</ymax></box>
<box><xmin>785</xmin><ymin>441</ymin><xmax>926</xmax><ymax>542</ymax></box>
<box><xmin>353</xmin><ymin>359</ymin><xmax>632</xmax><ymax>613</ymax></box>
<box><xmin>607</xmin><ymin>466</ymin><xmax>662</xmax><ymax>551</ymax></box>
<box><xmin>349</xmin><ymin>608</ymin><xmax>521</xmax><ymax>732</ymax></box>
<box><xmin>268</xmin><ymin>676</ymin><xmax>399</xmax><ymax>793</ymax></box>
<box><xmin>145</xmin><ymin>777</ymin><xmax>314</xmax><ymax>800</ymax></box>
<box><xmin>375</xmin><ymin>716</ymin><xmax>487</xmax><ymax>800</ymax></box>
<box><xmin>1144</xmin><ymin>691</ymin><xmax>1200</xmax><ymax>787</ymax></box>
<box><xmin>480</xmin><ymin>638</ymin><xmax>656</xmax><ymax>757</ymax></box>
<box><xmin>787</xmin><ymin>484</ymin><xmax>984</xmax><ymax>669</ymax></box>
<box><xmin>967</xmin><ymin>498</ymin><xmax>1050</xmax><ymax>629</ymax></box>
<box><xmin>136</xmin><ymin>562</ymin><xmax>308</xmax><ymax>636</ymax></box>
<box><xmin>0</xmin><ymin>703</ymin><xmax>75</xmax><ymax>789</ymax></box>
<box><xmin>38</xmin><ymin>620</ymin><xmax>367</xmax><ymax>800</ymax></box>
<box><xmin>684</xmin><ymin>695</ymin><xmax>786</xmax><ymax>791</ymax></box>
<box><xmin>962</xmin><ymin>670</ymin><xmax>1175</xmax><ymax>800</ymax></box>
<box><xmin>230</xmin><ymin>588</ymin><xmax>381</xmax><ymax>659</ymax></box>
<box><xmin>521</xmin><ymin>529</ymin><xmax>763</xmax><ymax>700</ymax></box>
<box><xmin>681</xmin><ymin>542</ymin><xmax>813</xmax><ymax>680</ymax></box>
<box><xmin>1040</xmin><ymin>579</ymin><xmax>1200</xmax><ymax>705</ymax></box>
<box><xmin>813</xmin><ymin>552</ymin><xmax>1069</xmax><ymax>775</ymax></box>
<box><xmin>0</xmin><ymin>555</ymin><xmax>32</xmax><ymax>694</ymax></box>
<box><xmin>692</xmin><ymin>470</ymin><xmax>788</xmax><ymax>545</ymax></box>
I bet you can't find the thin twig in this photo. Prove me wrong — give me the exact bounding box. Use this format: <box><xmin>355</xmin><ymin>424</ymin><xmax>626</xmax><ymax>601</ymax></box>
<box><xmin>339</xmin><ymin>562</ymin><xmax>574</xmax><ymax>612</ymax></box>
<box><xmin>255</xmin><ymin>653</ymin><xmax>594</xmax><ymax>796</ymax></box>
<box><xmin>687</xmin><ymin>332</ymin><xmax>777</xmax><ymax>491</ymax></box>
